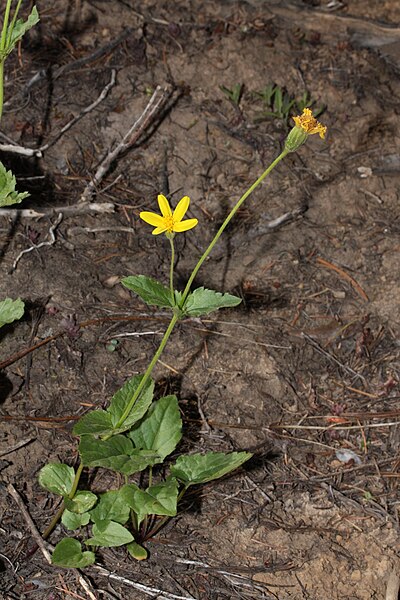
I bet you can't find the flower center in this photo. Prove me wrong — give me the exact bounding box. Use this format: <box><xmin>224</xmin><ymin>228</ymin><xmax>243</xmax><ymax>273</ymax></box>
<box><xmin>164</xmin><ymin>216</ymin><xmax>174</xmax><ymax>232</ymax></box>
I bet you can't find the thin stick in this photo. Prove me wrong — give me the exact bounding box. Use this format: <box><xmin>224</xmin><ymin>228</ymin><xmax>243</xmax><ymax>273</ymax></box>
<box><xmin>0</xmin><ymin>437</ymin><xmax>35</xmax><ymax>457</ymax></box>
<box><xmin>40</xmin><ymin>70</ymin><xmax>117</xmax><ymax>152</ymax></box>
<box><xmin>10</xmin><ymin>213</ymin><xmax>63</xmax><ymax>271</ymax></box>
<box><xmin>0</xmin><ymin>203</ymin><xmax>115</xmax><ymax>218</ymax></box>
<box><xmin>6</xmin><ymin>483</ymin><xmax>52</xmax><ymax>564</ymax></box>
<box><xmin>92</xmin><ymin>565</ymin><xmax>195</xmax><ymax>600</ymax></box>
<box><xmin>80</xmin><ymin>84</ymin><xmax>172</xmax><ymax>202</ymax></box>
<box><xmin>0</xmin><ymin>70</ymin><xmax>116</xmax><ymax>157</ymax></box>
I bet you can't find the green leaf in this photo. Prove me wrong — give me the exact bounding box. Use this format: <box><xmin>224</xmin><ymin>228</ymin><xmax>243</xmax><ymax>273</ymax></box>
<box><xmin>89</xmin><ymin>490</ymin><xmax>130</xmax><ymax>525</ymax></box>
<box><xmin>5</xmin><ymin>7</ymin><xmax>39</xmax><ymax>57</ymax></box>
<box><xmin>79</xmin><ymin>434</ymin><xmax>158</xmax><ymax>475</ymax></box>
<box><xmin>85</xmin><ymin>520</ymin><xmax>134</xmax><ymax>547</ymax></box>
<box><xmin>73</xmin><ymin>410</ymin><xmax>113</xmax><ymax>436</ymax></box>
<box><xmin>128</xmin><ymin>395</ymin><xmax>182</xmax><ymax>463</ymax></box>
<box><xmin>120</xmin><ymin>479</ymin><xmax>178</xmax><ymax>527</ymax></box>
<box><xmin>73</xmin><ymin>376</ymin><xmax>155</xmax><ymax>438</ymax></box>
<box><xmin>38</xmin><ymin>463</ymin><xmax>75</xmax><ymax>496</ymax></box>
<box><xmin>0</xmin><ymin>162</ymin><xmax>29</xmax><ymax>207</ymax></box>
<box><xmin>0</xmin><ymin>297</ymin><xmax>24</xmax><ymax>328</ymax></box>
<box><xmin>108</xmin><ymin>374</ymin><xmax>154</xmax><ymax>434</ymax></box>
<box><xmin>61</xmin><ymin>509</ymin><xmax>90</xmax><ymax>531</ymax></box>
<box><xmin>126</xmin><ymin>540</ymin><xmax>148</xmax><ymax>561</ymax></box>
<box><xmin>170</xmin><ymin>451</ymin><xmax>252</xmax><ymax>486</ymax></box>
<box><xmin>64</xmin><ymin>491</ymin><xmax>97</xmax><ymax>514</ymax></box>
<box><xmin>122</xmin><ymin>275</ymin><xmax>174</xmax><ymax>309</ymax></box>
<box><xmin>52</xmin><ymin>538</ymin><xmax>95</xmax><ymax>568</ymax></box>
<box><xmin>183</xmin><ymin>287</ymin><xmax>241</xmax><ymax>317</ymax></box>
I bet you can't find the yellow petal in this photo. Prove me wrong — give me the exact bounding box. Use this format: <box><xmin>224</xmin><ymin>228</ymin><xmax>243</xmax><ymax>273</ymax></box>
<box><xmin>173</xmin><ymin>218</ymin><xmax>198</xmax><ymax>232</ymax></box>
<box><xmin>157</xmin><ymin>194</ymin><xmax>172</xmax><ymax>217</ymax></box>
<box><xmin>140</xmin><ymin>211</ymin><xmax>165</xmax><ymax>227</ymax></box>
<box><xmin>173</xmin><ymin>196</ymin><xmax>190</xmax><ymax>223</ymax></box>
<box><xmin>152</xmin><ymin>226</ymin><xmax>167</xmax><ymax>235</ymax></box>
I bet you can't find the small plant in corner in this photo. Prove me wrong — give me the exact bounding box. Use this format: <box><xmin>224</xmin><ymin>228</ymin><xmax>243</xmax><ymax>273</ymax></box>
<box><xmin>37</xmin><ymin>108</ymin><xmax>327</xmax><ymax>567</ymax></box>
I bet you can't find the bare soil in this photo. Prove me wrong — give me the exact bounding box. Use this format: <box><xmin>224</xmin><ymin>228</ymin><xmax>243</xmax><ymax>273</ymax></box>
<box><xmin>1</xmin><ymin>1</ymin><xmax>400</xmax><ymax>599</ymax></box>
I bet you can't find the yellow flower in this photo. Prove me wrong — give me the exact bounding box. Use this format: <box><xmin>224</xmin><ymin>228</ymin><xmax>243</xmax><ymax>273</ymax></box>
<box><xmin>285</xmin><ymin>108</ymin><xmax>327</xmax><ymax>153</ymax></box>
<box><xmin>140</xmin><ymin>194</ymin><xmax>198</xmax><ymax>236</ymax></box>
<box><xmin>292</xmin><ymin>108</ymin><xmax>327</xmax><ymax>139</ymax></box>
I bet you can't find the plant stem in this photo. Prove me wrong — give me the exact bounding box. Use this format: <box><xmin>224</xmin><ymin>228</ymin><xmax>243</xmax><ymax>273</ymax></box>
<box><xmin>0</xmin><ymin>0</ymin><xmax>13</xmax><ymax>123</ymax></box>
<box><xmin>180</xmin><ymin>148</ymin><xmax>289</xmax><ymax>306</ymax></box>
<box><xmin>6</xmin><ymin>0</ymin><xmax>23</xmax><ymax>48</ymax></box>
<box><xmin>168</xmin><ymin>234</ymin><xmax>175</xmax><ymax>306</ymax></box>
<box><xmin>41</xmin><ymin>462</ymin><xmax>84</xmax><ymax>540</ymax></box>
<box><xmin>109</xmin><ymin>312</ymin><xmax>180</xmax><ymax>434</ymax></box>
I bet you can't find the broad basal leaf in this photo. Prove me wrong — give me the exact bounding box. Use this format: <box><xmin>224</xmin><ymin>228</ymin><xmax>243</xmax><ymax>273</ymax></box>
<box><xmin>170</xmin><ymin>451</ymin><xmax>252</xmax><ymax>486</ymax></box>
<box><xmin>78</xmin><ymin>434</ymin><xmax>159</xmax><ymax>476</ymax></box>
<box><xmin>182</xmin><ymin>287</ymin><xmax>241</xmax><ymax>317</ymax></box>
<box><xmin>108</xmin><ymin>374</ymin><xmax>154</xmax><ymax>434</ymax></box>
<box><xmin>128</xmin><ymin>395</ymin><xmax>182</xmax><ymax>463</ymax></box>
<box><xmin>89</xmin><ymin>490</ymin><xmax>130</xmax><ymax>525</ymax></box>
<box><xmin>73</xmin><ymin>375</ymin><xmax>154</xmax><ymax>438</ymax></box>
<box><xmin>126</xmin><ymin>540</ymin><xmax>148</xmax><ymax>560</ymax></box>
<box><xmin>122</xmin><ymin>275</ymin><xmax>174</xmax><ymax>309</ymax></box>
<box><xmin>73</xmin><ymin>410</ymin><xmax>113</xmax><ymax>437</ymax></box>
<box><xmin>85</xmin><ymin>520</ymin><xmax>134</xmax><ymax>547</ymax></box>
<box><xmin>38</xmin><ymin>463</ymin><xmax>75</xmax><ymax>496</ymax></box>
<box><xmin>61</xmin><ymin>509</ymin><xmax>90</xmax><ymax>531</ymax></box>
<box><xmin>64</xmin><ymin>491</ymin><xmax>97</xmax><ymax>514</ymax></box>
<box><xmin>52</xmin><ymin>538</ymin><xmax>95</xmax><ymax>568</ymax></box>
<box><xmin>0</xmin><ymin>297</ymin><xmax>24</xmax><ymax>328</ymax></box>
<box><xmin>120</xmin><ymin>479</ymin><xmax>178</xmax><ymax>527</ymax></box>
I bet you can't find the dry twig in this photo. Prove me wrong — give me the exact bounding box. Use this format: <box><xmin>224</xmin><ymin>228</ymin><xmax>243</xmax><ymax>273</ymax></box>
<box><xmin>10</xmin><ymin>213</ymin><xmax>63</xmax><ymax>272</ymax></box>
<box><xmin>80</xmin><ymin>84</ymin><xmax>172</xmax><ymax>202</ymax></box>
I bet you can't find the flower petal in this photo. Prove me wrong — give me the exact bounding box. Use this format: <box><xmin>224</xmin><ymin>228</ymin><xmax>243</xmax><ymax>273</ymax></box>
<box><xmin>140</xmin><ymin>211</ymin><xmax>165</xmax><ymax>227</ymax></box>
<box><xmin>173</xmin><ymin>218</ymin><xmax>198</xmax><ymax>232</ymax></box>
<box><xmin>158</xmin><ymin>194</ymin><xmax>172</xmax><ymax>218</ymax></box>
<box><xmin>152</xmin><ymin>226</ymin><xmax>167</xmax><ymax>235</ymax></box>
<box><xmin>173</xmin><ymin>196</ymin><xmax>190</xmax><ymax>223</ymax></box>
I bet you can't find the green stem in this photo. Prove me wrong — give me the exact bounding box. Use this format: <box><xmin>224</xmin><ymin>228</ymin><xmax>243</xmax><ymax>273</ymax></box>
<box><xmin>108</xmin><ymin>312</ymin><xmax>180</xmax><ymax>434</ymax></box>
<box><xmin>148</xmin><ymin>466</ymin><xmax>153</xmax><ymax>488</ymax></box>
<box><xmin>180</xmin><ymin>148</ymin><xmax>289</xmax><ymax>306</ymax></box>
<box><xmin>0</xmin><ymin>0</ymin><xmax>13</xmax><ymax>123</ymax></box>
<box><xmin>6</xmin><ymin>0</ymin><xmax>23</xmax><ymax>48</ymax></box>
<box><xmin>168</xmin><ymin>234</ymin><xmax>175</xmax><ymax>306</ymax></box>
<box><xmin>42</xmin><ymin>462</ymin><xmax>84</xmax><ymax>540</ymax></box>
<box><xmin>0</xmin><ymin>0</ymin><xmax>13</xmax><ymax>51</ymax></box>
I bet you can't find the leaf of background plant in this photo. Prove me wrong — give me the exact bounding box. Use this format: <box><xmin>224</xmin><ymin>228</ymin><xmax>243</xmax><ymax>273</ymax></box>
<box><xmin>128</xmin><ymin>395</ymin><xmax>182</xmax><ymax>463</ymax></box>
<box><xmin>52</xmin><ymin>538</ymin><xmax>95</xmax><ymax>568</ymax></box>
<box><xmin>122</xmin><ymin>275</ymin><xmax>174</xmax><ymax>309</ymax></box>
<box><xmin>126</xmin><ymin>540</ymin><xmax>148</xmax><ymax>561</ymax></box>
<box><xmin>38</xmin><ymin>463</ymin><xmax>75</xmax><ymax>496</ymax></box>
<box><xmin>170</xmin><ymin>451</ymin><xmax>252</xmax><ymax>486</ymax></box>
<box><xmin>0</xmin><ymin>162</ymin><xmax>29</xmax><ymax>206</ymax></box>
<box><xmin>72</xmin><ymin>410</ymin><xmax>113</xmax><ymax>436</ymax></box>
<box><xmin>0</xmin><ymin>297</ymin><xmax>24</xmax><ymax>328</ymax></box>
<box><xmin>108</xmin><ymin>374</ymin><xmax>154</xmax><ymax>433</ymax></box>
<box><xmin>85</xmin><ymin>520</ymin><xmax>134</xmax><ymax>547</ymax></box>
<box><xmin>78</xmin><ymin>434</ymin><xmax>159</xmax><ymax>475</ymax></box>
<box><xmin>5</xmin><ymin>6</ymin><xmax>39</xmax><ymax>56</ymax></box>
<box><xmin>61</xmin><ymin>509</ymin><xmax>90</xmax><ymax>531</ymax></box>
<box><xmin>89</xmin><ymin>490</ymin><xmax>130</xmax><ymax>525</ymax></box>
<box><xmin>64</xmin><ymin>491</ymin><xmax>97</xmax><ymax>514</ymax></box>
<box><xmin>183</xmin><ymin>287</ymin><xmax>241</xmax><ymax>317</ymax></box>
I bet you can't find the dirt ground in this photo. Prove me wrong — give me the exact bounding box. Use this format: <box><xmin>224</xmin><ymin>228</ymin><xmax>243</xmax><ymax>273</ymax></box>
<box><xmin>1</xmin><ymin>0</ymin><xmax>400</xmax><ymax>598</ymax></box>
